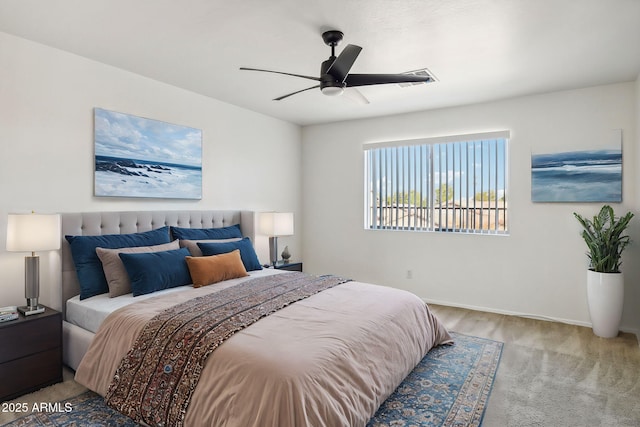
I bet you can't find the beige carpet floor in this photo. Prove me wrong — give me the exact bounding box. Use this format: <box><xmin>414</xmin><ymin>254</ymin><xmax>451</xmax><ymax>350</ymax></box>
<box><xmin>430</xmin><ymin>305</ymin><xmax>640</xmax><ymax>427</ymax></box>
<box><xmin>1</xmin><ymin>305</ymin><xmax>639</xmax><ymax>426</ymax></box>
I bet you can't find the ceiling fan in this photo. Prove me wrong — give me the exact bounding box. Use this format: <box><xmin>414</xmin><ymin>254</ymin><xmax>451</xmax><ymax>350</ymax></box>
<box><xmin>240</xmin><ymin>30</ymin><xmax>434</xmax><ymax>101</ymax></box>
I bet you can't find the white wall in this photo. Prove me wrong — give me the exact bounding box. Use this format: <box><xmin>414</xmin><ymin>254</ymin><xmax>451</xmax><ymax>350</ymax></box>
<box><xmin>2</xmin><ymin>30</ymin><xmax>637</xmax><ymax>335</ymax></box>
<box><xmin>0</xmin><ymin>32</ymin><xmax>302</xmax><ymax>310</ymax></box>
<box><xmin>302</xmin><ymin>82</ymin><xmax>639</xmax><ymax>334</ymax></box>
<box><xmin>637</xmin><ymin>74</ymin><xmax>640</xmax><ymax>207</ymax></box>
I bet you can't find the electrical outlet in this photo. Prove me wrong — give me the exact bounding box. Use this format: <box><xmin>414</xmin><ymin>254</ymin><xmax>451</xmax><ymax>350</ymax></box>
<box><xmin>406</xmin><ymin>269</ymin><xmax>413</xmax><ymax>279</ymax></box>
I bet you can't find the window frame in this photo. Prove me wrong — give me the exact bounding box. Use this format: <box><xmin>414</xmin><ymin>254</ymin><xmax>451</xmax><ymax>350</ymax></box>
<box><xmin>363</xmin><ymin>131</ymin><xmax>510</xmax><ymax>235</ymax></box>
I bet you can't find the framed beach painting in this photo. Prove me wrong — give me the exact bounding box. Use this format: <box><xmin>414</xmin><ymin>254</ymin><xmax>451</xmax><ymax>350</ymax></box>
<box><xmin>94</xmin><ymin>108</ymin><xmax>202</xmax><ymax>199</ymax></box>
<box><xmin>531</xmin><ymin>130</ymin><xmax>622</xmax><ymax>203</ymax></box>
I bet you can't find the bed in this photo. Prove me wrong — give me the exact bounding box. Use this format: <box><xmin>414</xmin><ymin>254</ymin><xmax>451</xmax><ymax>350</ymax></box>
<box><xmin>60</xmin><ymin>210</ymin><xmax>451</xmax><ymax>427</ymax></box>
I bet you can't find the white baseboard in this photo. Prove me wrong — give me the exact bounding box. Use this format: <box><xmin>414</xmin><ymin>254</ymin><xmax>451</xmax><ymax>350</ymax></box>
<box><xmin>424</xmin><ymin>298</ymin><xmax>640</xmax><ymax>347</ymax></box>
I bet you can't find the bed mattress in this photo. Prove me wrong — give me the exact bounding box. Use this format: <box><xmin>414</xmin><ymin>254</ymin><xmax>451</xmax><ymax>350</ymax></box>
<box><xmin>66</xmin><ymin>269</ymin><xmax>280</xmax><ymax>333</ymax></box>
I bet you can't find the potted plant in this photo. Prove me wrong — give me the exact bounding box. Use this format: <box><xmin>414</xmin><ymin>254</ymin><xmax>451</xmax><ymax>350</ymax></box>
<box><xmin>574</xmin><ymin>205</ymin><xmax>634</xmax><ymax>338</ymax></box>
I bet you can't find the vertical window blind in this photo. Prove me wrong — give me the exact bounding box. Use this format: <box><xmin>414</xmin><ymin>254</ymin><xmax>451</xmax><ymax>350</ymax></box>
<box><xmin>364</xmin><ymin>131</ymin><xmax>509</xmax><ymax>234</ymax></box>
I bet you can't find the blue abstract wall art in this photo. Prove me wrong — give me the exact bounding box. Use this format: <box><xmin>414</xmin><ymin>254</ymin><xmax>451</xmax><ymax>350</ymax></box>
<box><xmin>531</xmin><ymin>141</ymin><xmax>622</xmax><ymax>203</ymax></box>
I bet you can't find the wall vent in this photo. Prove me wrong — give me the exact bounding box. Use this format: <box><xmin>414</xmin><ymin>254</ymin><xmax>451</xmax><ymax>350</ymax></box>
<box><xmin>398</xmin><ymin>68</ymin><xmax>437</xmax><ymax>87</ymax></box>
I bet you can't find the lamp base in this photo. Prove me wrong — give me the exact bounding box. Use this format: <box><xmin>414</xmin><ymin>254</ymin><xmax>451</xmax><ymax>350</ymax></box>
<box><xmin>268</xmin><ymin>236</ymin><xmax>278</xmax><ymax>267</ymax></box>
<box><xmin>18</xmin><ymin>305</ymin><xmax>45</xmax><ymax>316</ymax></box>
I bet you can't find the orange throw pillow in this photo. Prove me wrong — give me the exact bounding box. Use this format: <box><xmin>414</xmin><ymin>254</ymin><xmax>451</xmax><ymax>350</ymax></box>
<box><xmin>186</xmin><ymin>249</ymin><xmax>249</xmax><ymax>288</ymax></box>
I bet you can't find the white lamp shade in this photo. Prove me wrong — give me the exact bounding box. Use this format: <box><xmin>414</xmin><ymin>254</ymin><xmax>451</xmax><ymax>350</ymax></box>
<box><xmin>258</xmin><ymin>212</ymin><xmax>294</xmax><ymax>237</ymax></box>
<box><xmin>6</xmin><ymin>213</ymin><xmax>61</xmax><ymax>252</ymax></box>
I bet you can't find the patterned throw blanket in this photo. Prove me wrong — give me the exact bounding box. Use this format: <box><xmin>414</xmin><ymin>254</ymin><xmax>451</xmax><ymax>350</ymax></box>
<box><xmin>105</xmin><ymin>272</ymin><xmax>350</xmax><ymax>427</ymax></box>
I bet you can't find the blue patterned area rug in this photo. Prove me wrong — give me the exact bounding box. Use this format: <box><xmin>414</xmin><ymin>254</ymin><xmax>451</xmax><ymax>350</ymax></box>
<box><xmin>368</xmin><ymin>332</ymin><xmax>503</xmax><ymax>426</ymax></box>
<box><xmin>2</xmin><ymin>332</ymin><xmax>501</xmax><ymax>427</ymax></box>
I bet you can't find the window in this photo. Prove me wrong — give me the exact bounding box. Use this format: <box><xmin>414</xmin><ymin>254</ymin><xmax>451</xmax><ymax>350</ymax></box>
<box><xmin>364</xmin><ymin>131</ymin><xmax>509</xmax><ymax>234</ymax></box>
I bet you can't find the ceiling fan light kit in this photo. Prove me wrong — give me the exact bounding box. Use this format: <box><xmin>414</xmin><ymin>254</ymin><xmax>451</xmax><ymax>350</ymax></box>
<box><xmin>321</xmin><ymin>85</ymin><xmax>344</xmax><ymax>96</ymax></box>
<box><xmin>240</xmin><ymin>30</ymin><xmax>434</xmax><ymax>101</ymax></box>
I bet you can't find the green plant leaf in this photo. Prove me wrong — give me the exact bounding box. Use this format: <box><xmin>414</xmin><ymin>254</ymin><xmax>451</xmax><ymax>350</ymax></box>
<box><xmin>574</xmin><ymin>205</ymin><xmax>634</xmax><ymax>273</ymax></box>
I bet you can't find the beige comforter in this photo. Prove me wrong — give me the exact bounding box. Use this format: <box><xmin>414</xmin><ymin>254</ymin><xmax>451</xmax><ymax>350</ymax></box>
<box><xmin>76</xmin><ymin>272</ymin><xmax>451</xmax><ymax>427</ymax></box>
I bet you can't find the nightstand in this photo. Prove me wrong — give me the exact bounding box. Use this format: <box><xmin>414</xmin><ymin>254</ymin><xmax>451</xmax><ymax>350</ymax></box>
<box><xmin>0</xmin><ymin>306</ymin><xmax>62</xmax><ymax>401</ymax></box>
<box><xmin>273</xmin><ymin>261</ymin><xmax>303</xmax><ymax>272</ymax></box>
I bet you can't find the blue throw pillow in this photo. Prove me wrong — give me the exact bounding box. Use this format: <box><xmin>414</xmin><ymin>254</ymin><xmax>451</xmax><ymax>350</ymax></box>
<box><xmin>66</xmin><ymin>226</ymin><xmax>171</xmax><ymax>300</ymax></box>
<box><xmin>198</xmin><ymin>238</ymin><xmax>262</xmax><ymax>271</ymax></box>
<box><xmin>170</xmin><ymin>224</ymin><xmax>242</xmax><ymax>240</ymax></box>
<box><xmin>119</xmin><ymin>247</ymin><xmax>192</xmax><ymax>297</ymax></box>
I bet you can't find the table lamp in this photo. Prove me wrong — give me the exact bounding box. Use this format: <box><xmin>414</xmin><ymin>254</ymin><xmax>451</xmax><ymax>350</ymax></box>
<box><xmin>6</xmin><ymin>212</ymin><xmax>61</xmax><ymax>316</ymax></box>
<box><xmin>258</xmin><ymin>212</ymin><xmax>294</xmax><ymax>266</ymax></box>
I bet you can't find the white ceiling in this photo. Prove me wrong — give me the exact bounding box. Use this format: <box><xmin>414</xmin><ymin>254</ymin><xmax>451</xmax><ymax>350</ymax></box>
<box><xmin>1</xmin><ymin>0</ymin><xmax>639</xmax><ymax>126</ymax></box>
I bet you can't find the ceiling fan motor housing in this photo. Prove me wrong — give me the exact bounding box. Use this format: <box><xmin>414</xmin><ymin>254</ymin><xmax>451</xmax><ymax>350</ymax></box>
<box><xmin>320</xmin><ymin>57</ymin><xmax>345</xmax><ymax>95</ymax></box>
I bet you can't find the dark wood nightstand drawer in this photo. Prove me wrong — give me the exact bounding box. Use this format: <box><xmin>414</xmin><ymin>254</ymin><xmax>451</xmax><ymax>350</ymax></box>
<box><xmin>274</xmin><ymin>261</ymin><xmax>303</xmax><ymax>272</ymax></box>
<box><xmin>0</xmin><ymin>307</ymin><xmax>62</xmax><ymax>401</ymax></box>
<box><xmin>0</xmin><ymin>347</ymin><xmax>62</xmax><ymax>401</ymax></box>
<box><xmin>0</xmin><ymin>312</ymin><xmax>61</xmax><ymax>363</ymax></box>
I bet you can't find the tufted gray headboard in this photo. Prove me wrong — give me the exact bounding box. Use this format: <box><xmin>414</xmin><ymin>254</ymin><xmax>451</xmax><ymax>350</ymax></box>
<box><xmin>60</xmin><ymin>210</ymin><xmax>255</xmax><ymax>320</ymax></box>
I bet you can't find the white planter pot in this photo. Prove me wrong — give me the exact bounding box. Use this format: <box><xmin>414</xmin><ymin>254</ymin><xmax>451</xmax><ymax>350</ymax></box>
<box><xmin>586</xmin><ymin>270</ymin><xmax>624</xmax><ymax>338</ymax></box>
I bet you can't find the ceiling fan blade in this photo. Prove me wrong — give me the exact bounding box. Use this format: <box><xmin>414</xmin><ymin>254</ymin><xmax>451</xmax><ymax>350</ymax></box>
<box><xmin>240</xmin><ymin>67</ymin><xmax>320</xmax><ymax>82</ymax></box>
<box><xmin>327</xmin><ymin>44</ymin><xmax>362</xmax><ymax>82</ymax></box>
<box><xmin>345</xmin><ymin>73</ymin><xmax>434</xmax><ymax>87</ymax></box>
<box><xmin>343</xmin><ymin>88</ymin><xmax>370</xmax><ymax>105</ymax></box>
<box><xmin>274</xmin><ymin>85</ymin><xmax>320</xmax><ymax>101</ymax></box>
